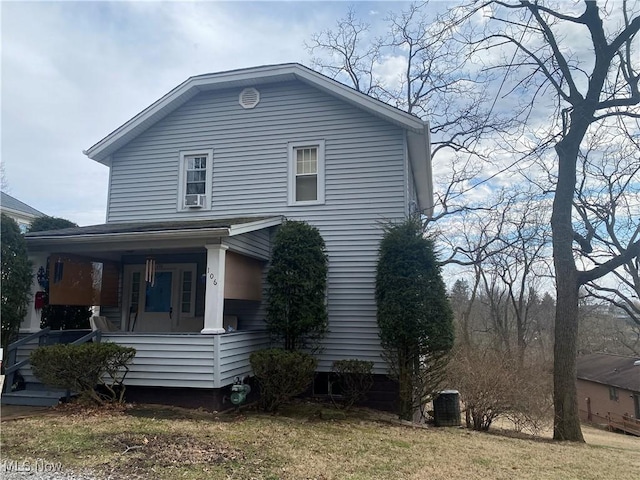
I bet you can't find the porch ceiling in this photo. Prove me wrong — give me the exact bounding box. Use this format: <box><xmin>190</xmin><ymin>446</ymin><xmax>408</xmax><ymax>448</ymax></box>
<box><xmin>25</xmin><ymin>216</ymin><xmax>282</xmax><ymax>254</ymax></box>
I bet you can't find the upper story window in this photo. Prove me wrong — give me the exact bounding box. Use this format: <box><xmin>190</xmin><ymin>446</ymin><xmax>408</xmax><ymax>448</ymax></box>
<box><xmin>178</xmin><ymin>149</ymin><xmax>213</xmax><ymax>211</ymax></box>
<box><xmin>186</xmin><ymin>156</ymin><xmax>207</xmax><ymax>194</ymax></box>
<box><xmin>288</xmin><ymin>140</ymin><xmax>325</xmax><ymax>205</ymax></box>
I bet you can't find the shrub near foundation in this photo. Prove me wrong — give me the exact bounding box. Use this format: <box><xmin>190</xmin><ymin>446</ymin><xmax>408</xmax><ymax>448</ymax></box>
<box><xmin>30</xmin><ymin>342</ymin><xmax>136</xmax><ymax>405</ymax></box>
<box><xmin>332</xmin><ymin>359</ymin><xmax>374</xmax><ymax>410</ymax></box>
<box><xmin>250</xmin><ymin>348</ymin><xmax>317</xmax><ymax>412</ymax></box>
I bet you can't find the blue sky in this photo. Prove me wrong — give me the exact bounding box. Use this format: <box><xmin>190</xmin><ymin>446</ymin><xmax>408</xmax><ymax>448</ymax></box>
<box><xmin>2</xmin><ymin>1</ymin><xmax>416</xmax><ymax>225</ymax></box>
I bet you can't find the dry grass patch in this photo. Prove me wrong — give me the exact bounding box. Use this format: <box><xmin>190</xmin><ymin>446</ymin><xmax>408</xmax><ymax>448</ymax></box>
<box><xmin>1</xmin><ymin>402</ymin><xmax>638</xmax><ymax>479</ymax></box>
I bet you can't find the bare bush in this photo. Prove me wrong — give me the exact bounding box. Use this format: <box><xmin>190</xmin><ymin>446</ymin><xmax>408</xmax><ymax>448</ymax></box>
<box><xmin>447</xmin><ymin>345</ymin><xmax>552</xmax><ymax>433</ymax></box>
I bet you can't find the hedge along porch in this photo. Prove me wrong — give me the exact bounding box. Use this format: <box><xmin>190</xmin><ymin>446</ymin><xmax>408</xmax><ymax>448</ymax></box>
<box><xmin>20</xmin><ymin>217</ymin><xmax>281</xmax><ymax>400</ymax></box>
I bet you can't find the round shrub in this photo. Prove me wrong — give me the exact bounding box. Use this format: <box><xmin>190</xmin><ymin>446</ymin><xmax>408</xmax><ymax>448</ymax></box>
<box><xmin>250</xmin><ymin>348</ymin><xmax>317</xmax><ymax>412</ymax></box>
<box><xmin>30</xmin><ymin>342</ymin><xmax>136</xmax><ymax>405</ymax></box>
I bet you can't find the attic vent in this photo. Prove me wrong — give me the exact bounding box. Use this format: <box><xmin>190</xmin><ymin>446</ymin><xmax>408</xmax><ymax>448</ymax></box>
<box><xmin>239</xmin><ymin>87</ymin><xmax>260</xmax><ymax>109</ymax></box>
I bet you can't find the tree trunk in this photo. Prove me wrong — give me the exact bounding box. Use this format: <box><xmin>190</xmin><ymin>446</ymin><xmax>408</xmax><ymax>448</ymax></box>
<box><xmin>551</xmin><ymin>138</ymin><xmax>585</xmax><ymax>442</ymax></box>
<box><xmin>398</xmin><ymin>347</ymin><xmax>413</xmax><ymax>421</ymax></box>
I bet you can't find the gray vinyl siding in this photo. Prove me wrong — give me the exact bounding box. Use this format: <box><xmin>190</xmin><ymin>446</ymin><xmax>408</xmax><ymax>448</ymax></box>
<box><xmin>102</xmin><ymin>332</ymin><xmax>269</xmax><ymax>388</ymax></box>
<box><xmin>107</xmin><ymin>81</ymin><xmax>408</xmax><ymax>374</ymax></box>
<box><xmin>102</xmin><ymin>333</ymin><xmax>216</xmax><ymax>388</ymax></box>
<box><xmin>217</xmin><ymin>331</ymin><xmax>270</xmax><ymax>386</ymax></box>
<box><xmin>225</xmin><ymin>228</ymin><xmax>271</xmax><ymax>260</ymax></box>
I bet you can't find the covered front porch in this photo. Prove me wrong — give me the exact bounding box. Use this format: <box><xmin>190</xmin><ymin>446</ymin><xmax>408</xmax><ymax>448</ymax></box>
<box><xmin>17</xmin><ymin>217</ymin><xmax>281</xmax><ymax>394</ymax></box>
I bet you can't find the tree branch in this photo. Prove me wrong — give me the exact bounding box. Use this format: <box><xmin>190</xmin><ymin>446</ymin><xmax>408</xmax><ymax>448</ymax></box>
<box><xmin>579</xmin><ymin>240</ymin><xmax>640</xmax><ymax>285</ymax></box>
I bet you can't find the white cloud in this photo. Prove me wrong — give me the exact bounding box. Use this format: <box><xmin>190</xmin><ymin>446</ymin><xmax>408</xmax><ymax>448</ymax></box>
<box><xmin>372</xmin><ymin>54</ymin><xmax>407</xmax><ymax>91</ymax></box>
<box><xmin>0</xmin><ymin>0</ymin><xmax>348</xmax><ymax>225</ymax></box>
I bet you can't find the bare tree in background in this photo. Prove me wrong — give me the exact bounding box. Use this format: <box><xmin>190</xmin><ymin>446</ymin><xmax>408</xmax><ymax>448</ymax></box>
<box><xmin>574</xmin><ymin>123</ymin><xmax>640</xmax><ymax>330</ymax></box>
<box><xmin>309</xmin><ymin>1</ymin><xmax>640</xmax><ymax>441</ymax></box>
<box><xmin>464</xmin><ymin>0</ymin><xmax>640</xmax><ymax>441</ymax></box>
<box><xmin>1</xmin><ymin>163</ymin><xmax>8</xmax><ymax>191</ymax></box>
<box><xmin>488</xmin><ymin>196</ymin><xmax>552</xmax><ymax>363</ymax></box>
<box><xmin>307</xmin><ymin>2</ymin><xmax>514</xmax><ymax>222</ymax></box>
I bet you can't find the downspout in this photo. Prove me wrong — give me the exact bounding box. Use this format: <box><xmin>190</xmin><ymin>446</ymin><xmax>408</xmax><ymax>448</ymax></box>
<box><xmin>403</xmin><ymin>130</ymin><xmax>410</xmax><ymax>217</ymax></box>
<box><xmin>423</xmin><ymin>121</ymin><xmax>434</xmax><ymax>219</ymax></box>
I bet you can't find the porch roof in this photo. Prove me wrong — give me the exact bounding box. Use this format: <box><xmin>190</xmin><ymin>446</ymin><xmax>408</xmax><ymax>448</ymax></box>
<box><xmin>25</xmin><ymin>216</ymin><xmax>282</xmax><ymax>249</ymax></box>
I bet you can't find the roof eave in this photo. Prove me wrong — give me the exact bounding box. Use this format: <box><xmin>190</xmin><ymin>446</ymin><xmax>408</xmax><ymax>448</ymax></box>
<box><xmin>26</xmin><ymin>227</ymin><xmax>232</xmax><ymax>248</ymax></box>
<box><xmin>229</xmin><ymin>215</ymin><xmax>283</xmax><ymax>235</ymax></box>
<box><xmin>84</xmin><ymin>63</ymin><xmax>426</xmax><ymax>164</ymax></box>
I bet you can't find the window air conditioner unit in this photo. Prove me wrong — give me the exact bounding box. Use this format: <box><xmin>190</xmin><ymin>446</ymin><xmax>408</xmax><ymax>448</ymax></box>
<box><xmin>184</xmin><ymin>194</ymin><xmax>206</xmax><ymax>208</ymax></box>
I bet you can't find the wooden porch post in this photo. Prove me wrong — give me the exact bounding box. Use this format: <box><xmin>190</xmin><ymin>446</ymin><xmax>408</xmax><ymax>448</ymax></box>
<box><xmin>201</xmin><ymin>244</ymin><xmax>228</xmax><ymax>334</ymax></box>
<box><xmin>21</xmin><ymin>253</ymin><xmax>48</xmax><ymax>332</ymax></box>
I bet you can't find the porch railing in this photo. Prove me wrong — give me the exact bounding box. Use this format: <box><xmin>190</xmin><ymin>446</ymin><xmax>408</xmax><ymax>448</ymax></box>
<box><xmin>3</xmin><ymin>328</ymin><xmax>51</xmax><ymax>393</ymax></box>
<box><xmin>580</xmin><ymin>409</ymin><xmax>640</xmax><ymax>436</ymax></box>
<box><xmin>3</xmin><ymin>328</ymin><xmax>101</xmax><ymax>394</ymax></box>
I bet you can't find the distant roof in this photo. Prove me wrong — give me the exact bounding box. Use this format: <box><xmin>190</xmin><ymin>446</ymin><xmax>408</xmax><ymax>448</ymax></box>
<box><xmin>577</xmin><ymin>353</ymin><xmax>640</xmax><ymax>392</ymax></box>
<box><xmin>83</xmin><ymin>63</ymin><xmax>433</xmax><ymax>213</ymax></box>
<box><xmin>0</xmin><ymin>191</ymin><xmax>45</xmax><ymax>217</ymax></box>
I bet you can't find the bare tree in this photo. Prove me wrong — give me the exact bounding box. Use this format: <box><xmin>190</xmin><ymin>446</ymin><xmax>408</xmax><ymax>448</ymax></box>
<box><xmin>307</xmin><ymin>2</ymin><xmax>514</xmax><ymax>224</ymax></box>
<box><xmin>574</xmin><ymin>122</ymin><xmax>640</xmax><ymax>329</ymax></box>
<box><xmin>466</xmin><ymin>0</ymin><xmax>640</xmax><ymax>441</ymax></box>
<box><xmin>309</xmin><ymin>0</ymin><xmax>640</xmax><ymax>441</ymax></box>
<box><xmin>0</xmin><ymin>162</ymin><xmax>8</xmax><ymax>191</ymax></box>
<box><xmin>490</xmin><ymin>197</ymin><xmax>552</xmax><ymax>362</ymax></box>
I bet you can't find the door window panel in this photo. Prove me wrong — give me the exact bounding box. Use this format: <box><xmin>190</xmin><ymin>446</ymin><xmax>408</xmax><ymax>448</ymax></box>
<box><xmin>145</xmin><ymin>271</ymin><xmax>173</xmax><ymax>312</ymax></box>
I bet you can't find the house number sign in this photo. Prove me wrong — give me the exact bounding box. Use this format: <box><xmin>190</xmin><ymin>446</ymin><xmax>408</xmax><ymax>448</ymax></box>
<box><xmin>207</xmin><ymin>268</ymin><xmax>218</xmax><ymax>285</ymax></box>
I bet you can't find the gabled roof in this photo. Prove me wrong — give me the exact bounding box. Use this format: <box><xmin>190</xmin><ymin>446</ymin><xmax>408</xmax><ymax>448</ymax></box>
<box><xmin>0</xmin><ymin>191</ymin><xmax>45</xmax><ymax>217</ymax></box>
<box><xmin>84</xmin><ymin>63</ymin><xmax>433</xmax><ymax>213</ymax></box>
<box><xmin>577</xmin><ymin>353</ymin><xmax>640</xmax><ymax>392</ymax></box>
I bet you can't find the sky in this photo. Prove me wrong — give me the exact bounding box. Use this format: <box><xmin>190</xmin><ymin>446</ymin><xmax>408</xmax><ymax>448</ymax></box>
<box><xmin>2</xmin><ymin>1</ymin><xmax>636</xmax><ymax>237</ymax></box>
<box><xmin>2</xmin><ymin>0</ymin><xmax>415</xmax><ymax>226</ymax></box>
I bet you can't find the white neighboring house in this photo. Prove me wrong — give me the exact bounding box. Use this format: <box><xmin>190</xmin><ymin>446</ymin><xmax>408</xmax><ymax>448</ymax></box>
<box><xmin>0</xmin><ymin>191</ymin><xmax>45</xmax><ymax>232</ymax></box>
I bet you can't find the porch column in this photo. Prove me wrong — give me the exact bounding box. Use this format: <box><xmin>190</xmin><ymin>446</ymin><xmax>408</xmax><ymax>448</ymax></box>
<box><xmin>21</xmin><ymin>253</ymin><xmax>48</xmax><ymax>332</ymax></box>
<box><xmin>201</xmin><ymin>244</ymin><xmax>228</xmax><ymax>334</ymax></box>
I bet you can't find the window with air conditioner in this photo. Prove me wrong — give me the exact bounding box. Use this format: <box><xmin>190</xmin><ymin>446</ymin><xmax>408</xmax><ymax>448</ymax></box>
<box><xmin>178</xmin><ymin>149</ymin><xmax>213</xmax><ymax>211</ymax></box>
<box><xmin>288</xmin><ymin>140</ymin><xmax>325</xmax><ymax>205</ymax></box>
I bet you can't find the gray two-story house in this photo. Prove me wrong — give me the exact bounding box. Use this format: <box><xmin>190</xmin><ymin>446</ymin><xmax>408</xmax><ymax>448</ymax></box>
<box><xmin>20</xmin><ymin>63</ymin><xmax>432</xmax><ymax>408</ymax></box>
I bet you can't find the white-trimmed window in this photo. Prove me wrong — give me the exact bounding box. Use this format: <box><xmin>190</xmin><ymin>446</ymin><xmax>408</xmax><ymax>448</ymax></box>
<box><xmin>178</xmin><ymin>149</ymin><xmax>213</xmax><ymax>211</ymax></box>
<box><xmin>288</xmin><ymin>140</ymin><xmax>325</xmax><ymax>205</ymax></box>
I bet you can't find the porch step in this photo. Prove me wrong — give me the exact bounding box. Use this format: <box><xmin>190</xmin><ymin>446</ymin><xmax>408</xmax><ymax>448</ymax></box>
<box><xmin>1</xmin><ymin>388</ymin><xmax>71</xmax><ymax>407</ymax></box>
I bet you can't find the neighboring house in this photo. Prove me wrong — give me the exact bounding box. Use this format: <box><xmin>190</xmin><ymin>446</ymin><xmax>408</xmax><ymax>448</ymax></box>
<box><xmin>1</xmin><ymin>191</ymin><xmax>45</xmax><ymax>232</ymax></box>
<box><xmin>17</xmin><ymin>64</ymin><xmax>432</xmax><ymax>409</ymax></box>
<box><xmin>577</xmin><ymin>353</ymin><xmax>640</xmax><ymax>428</ymax></box>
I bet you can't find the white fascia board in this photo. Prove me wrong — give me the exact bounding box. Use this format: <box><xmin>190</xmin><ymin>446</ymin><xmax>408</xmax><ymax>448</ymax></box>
<box><xmin>84</xmin><ymin>82</ymin><xmax>201</xmax><ymax>164</ymax></box>
<box><xmin>26</xmin><ymin>227</ymin><xmax>231</xmax><ymax>248</ymax></box>
<box><xmin>84</xmin><ymin>65</ymin><xmax>299</xmax><ymax>163</ymax></box>
<box><xmin>1</xmin><ymin>207</ymin><xmax>38</xmax><ymax>222</ymax></box>
<box><xmin>84</xmin><ymin>64</ymin><xmax>427</xmax><ymax>164</ymax></box>
<box><xmin>228</xmin><ymin>216</ymin><xmax>283</xmax><ymax>236</ymax></box>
